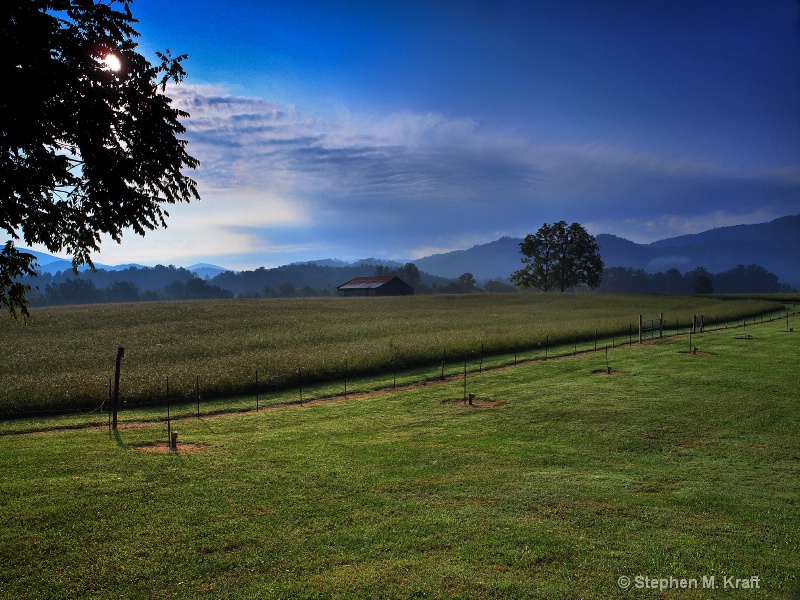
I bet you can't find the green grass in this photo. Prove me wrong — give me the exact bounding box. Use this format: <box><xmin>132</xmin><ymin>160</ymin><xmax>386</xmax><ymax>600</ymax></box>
<box><xmin>1</xmin><ymin>316</ymin><xmax>798</xmax><ymax>598</ymax></box>
<box><xmin>0</xmin><ymin>293</ymin><xmax>789</xmax><ymax>415</ymax></box>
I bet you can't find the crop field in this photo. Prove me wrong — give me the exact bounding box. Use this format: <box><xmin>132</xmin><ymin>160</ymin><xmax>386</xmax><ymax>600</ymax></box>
<box><xmin>0</xmin><ymin>293</ymin><xmax>790</xmax><ymax>418</ymax></box>
<box><xmin>1</xmin><ymin>311</ymin><xmax>798</xmax><ymax>598</ymax></box>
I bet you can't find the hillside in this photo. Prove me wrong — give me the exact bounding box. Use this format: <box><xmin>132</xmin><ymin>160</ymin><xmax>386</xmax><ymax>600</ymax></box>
<box><xmin>17</xmin><ymin>213</ymin><xmax>800</xmax><ymax>293</ymax></box>
<box><xmin>595</xmin><ymin>214</ymin><xmax>800</xmax><ymax>287</ymax></box>
<box><xmin>209</xmin><ymin>262</ymin><xmax>450</xmax><ymax>296</ymax></box>
<box><xmin>414</xmin><ymin>237</ymin><xmax>522</xmax><ymax>281</ymax></box>
<box><xmin>411</xmin><ymin>214</ymin><xmax>800</xmax><ymax>287</ymax></box>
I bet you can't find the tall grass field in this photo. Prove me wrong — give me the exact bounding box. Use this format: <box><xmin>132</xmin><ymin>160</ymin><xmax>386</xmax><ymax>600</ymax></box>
<box><xmin>0</xmin><ymin>308</ymin><xmax>797</xmax><ymax>598</ymax></box>
<box><xmin>0</xmin><ymin>293</ymin><xmax>789</xmax><ymax>416</ymax></box>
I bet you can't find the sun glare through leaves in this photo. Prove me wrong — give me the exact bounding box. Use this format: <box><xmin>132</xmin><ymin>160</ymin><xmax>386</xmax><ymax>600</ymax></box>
<box><xmin>103</xmin><ymin>53</ymin><xmax>121</xmax><ymax>71</ymax></box>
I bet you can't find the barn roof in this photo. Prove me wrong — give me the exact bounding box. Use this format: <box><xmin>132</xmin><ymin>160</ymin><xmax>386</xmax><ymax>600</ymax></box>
<box><xmin>337</xmin><ymin>276</ymin><xmax>397</xmax><ymax>290</ymax></box>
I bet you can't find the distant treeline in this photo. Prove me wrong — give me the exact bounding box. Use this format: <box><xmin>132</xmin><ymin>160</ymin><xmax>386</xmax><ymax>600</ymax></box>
<box><xmin>18</xmin><ymin>261</ymin><xmax>793</xmax><ymax>306</ymax></box>
<box><xmin>596</xmin><ymin>264</ymin><xmax>794</xmax><ymax>295</ymax></box>
<box><xmin>27</xmin><ymin>266</ymin><xmax>235</xmax><ymax>305</ymax></box>
<box><xmin>22</xmin><ymin>262</ymin><xmax>467</xmax><ymax>306</ymax></box>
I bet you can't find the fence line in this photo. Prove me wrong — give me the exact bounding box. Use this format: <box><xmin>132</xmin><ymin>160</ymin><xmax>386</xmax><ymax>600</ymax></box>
<box><xmin>1</xmin><ymin>306</ymin><xmax>796</xmax><ymax>428</ymax></box>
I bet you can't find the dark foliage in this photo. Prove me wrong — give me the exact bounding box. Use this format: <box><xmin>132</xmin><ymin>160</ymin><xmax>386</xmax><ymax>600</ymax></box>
<box><xmin>14</xmin><ymin>258</ymin><xmax>794</xmax><ymax>306</ymax></box>
<box><xmin>2</xmin><ymin>0</ymin><xmax>198</xmax><ymax>318</ymax></box>
<box><xmin>596</xmin><ymin>264</ymin><xmax>792</xmax><ymax>294</ymax></box>
<box><xmin>511</xmin><ymin>222</ymin><xmax>604</xmax><ymax>292</ymax></box>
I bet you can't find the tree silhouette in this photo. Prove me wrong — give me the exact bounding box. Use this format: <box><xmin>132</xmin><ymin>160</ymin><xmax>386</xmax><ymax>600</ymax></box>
<box><xmin>510</xmin><ymin>221</ymin><xmax>604</xmax><ymax>292</ymax></box>
<box><xmin>457</xmin><ymin>272</ymin><xmax>477</xmax><ymax>292</ymax></box>
<box><xmin>396</xmin><ymin>263</ymin><xmax>422</xmax><ymax>287</ymax></box>
<box><xmin>2</xmin><ymin>0</ymin><xmax>199</xmax><ymax>319</ymax></box>
<box><xmin>687</xmin><ymin>268</ymin><xmax>715</xmax><ymax>294</ymax></box>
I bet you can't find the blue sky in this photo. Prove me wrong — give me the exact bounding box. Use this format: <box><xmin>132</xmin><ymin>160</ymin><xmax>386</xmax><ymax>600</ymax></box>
<box><xmin>74</xmin><ymin>1</ymin><xmax>800</xmax><ymax>268</ymax></box>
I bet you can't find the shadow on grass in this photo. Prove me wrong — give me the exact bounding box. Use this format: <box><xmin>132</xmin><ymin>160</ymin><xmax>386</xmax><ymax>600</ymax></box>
<box><xmin>111</xmin><ymin>428</ymin><xmax>126</xmax><ymax>449</ymax></box>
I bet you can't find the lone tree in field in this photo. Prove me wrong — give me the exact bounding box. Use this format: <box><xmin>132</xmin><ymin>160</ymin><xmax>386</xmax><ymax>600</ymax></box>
<box><xmin>1</xmin><ymin>0</ymin><xmax>199</xmax><ymax>320</ymax></box>
<box><xmin>510</xmin><ymin>221</ymin><xmax>604</xmax><ymax>292</ymax></box>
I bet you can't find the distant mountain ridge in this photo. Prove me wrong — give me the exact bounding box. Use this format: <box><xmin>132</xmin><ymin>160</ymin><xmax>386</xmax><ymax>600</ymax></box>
<box><xmin>413</xmin><ymin>237</ymin><xmax>523</xmax><ymax>281</ymax></box>
<box><xmin>19</xmin><ymin>250</ymin><xmax>228</xmax><ymax>279</ymax></box>
<box><xmin>188</xmin><ymin>263</ymin><xmax>231</xmax><ymax>279</ymax></box>
<box><xmin>597</xmin><ymin>214</ymin><xmax>800</xmax><ymax>287</ymax></box>
<box><xmin>407</xmin><ymin>214</ymin><xmax>800</xmax><ymax>288</ymax></box>
<box><xmin>18</xmin><ymin>213</ymin><xmax>800</xmax><ymax>289</ymax></box>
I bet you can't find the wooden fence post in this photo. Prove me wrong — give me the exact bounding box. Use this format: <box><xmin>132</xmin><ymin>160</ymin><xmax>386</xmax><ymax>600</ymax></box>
<box><xmin>112</xmin><ymin>347</ymin><xmax>124</xmax><ymax>430</ymax></box>
<box><xmin>166</xmin><ymin>375</ymin><xmax>171</xmax><ymax>447</ymax></box>
<box><xmin>463</xmin><ymin>354</ymin><xmax>467</xmax><ymax>403</ymax></box>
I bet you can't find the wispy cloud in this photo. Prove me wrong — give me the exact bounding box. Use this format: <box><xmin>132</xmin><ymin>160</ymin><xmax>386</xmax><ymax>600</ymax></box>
<box><xmin>90</xmin><ymin>84</ymin><xmax>800</xmax><ymax>268</ymax></box>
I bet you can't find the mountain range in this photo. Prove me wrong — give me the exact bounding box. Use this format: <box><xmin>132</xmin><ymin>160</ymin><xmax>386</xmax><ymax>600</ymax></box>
<box><xmin>21</xmin><ymin>249</ymin><xmax>227</xmax><ymax>281</ymax></box>
<box><xmin>20</xmin><ymin>213</ymin><xmax>800</xmax><ymax>289</ymax></box>
<box><xmin>410</xmin><ymin>214</ymin><xmax>800</xmax><ymax>288</ymax></box>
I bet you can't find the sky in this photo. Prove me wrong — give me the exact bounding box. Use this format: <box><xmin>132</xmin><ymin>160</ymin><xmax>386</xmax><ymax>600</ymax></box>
<box><xmin>59</xmin><ymin>1</ymin><xmax>800</xmax><ymax>269</ymax></box>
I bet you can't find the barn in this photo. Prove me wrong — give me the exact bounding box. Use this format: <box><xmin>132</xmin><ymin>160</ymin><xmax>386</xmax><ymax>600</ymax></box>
<box><xmin>337</xmin><ymin>276</ymin><xmax>414</xmax><ymax>297</ymax></box>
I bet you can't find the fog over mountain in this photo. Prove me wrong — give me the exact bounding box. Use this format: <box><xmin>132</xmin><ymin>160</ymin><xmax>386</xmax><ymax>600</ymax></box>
<box><xmin>412</xmin><ymin>214</ymin><xmax>800</xmax><ymax>288</ymax></box>
<box><xmin>21</xmin><ymin>214</ymin><xmax>800</xmax><ymax>290</ymax></box>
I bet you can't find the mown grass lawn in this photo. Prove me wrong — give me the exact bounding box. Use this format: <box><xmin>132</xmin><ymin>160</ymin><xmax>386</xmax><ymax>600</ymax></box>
<box><xmin>1</xmin><ymin>317</ymin><xmax>798</xmax><ymax>598</ymax></box>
